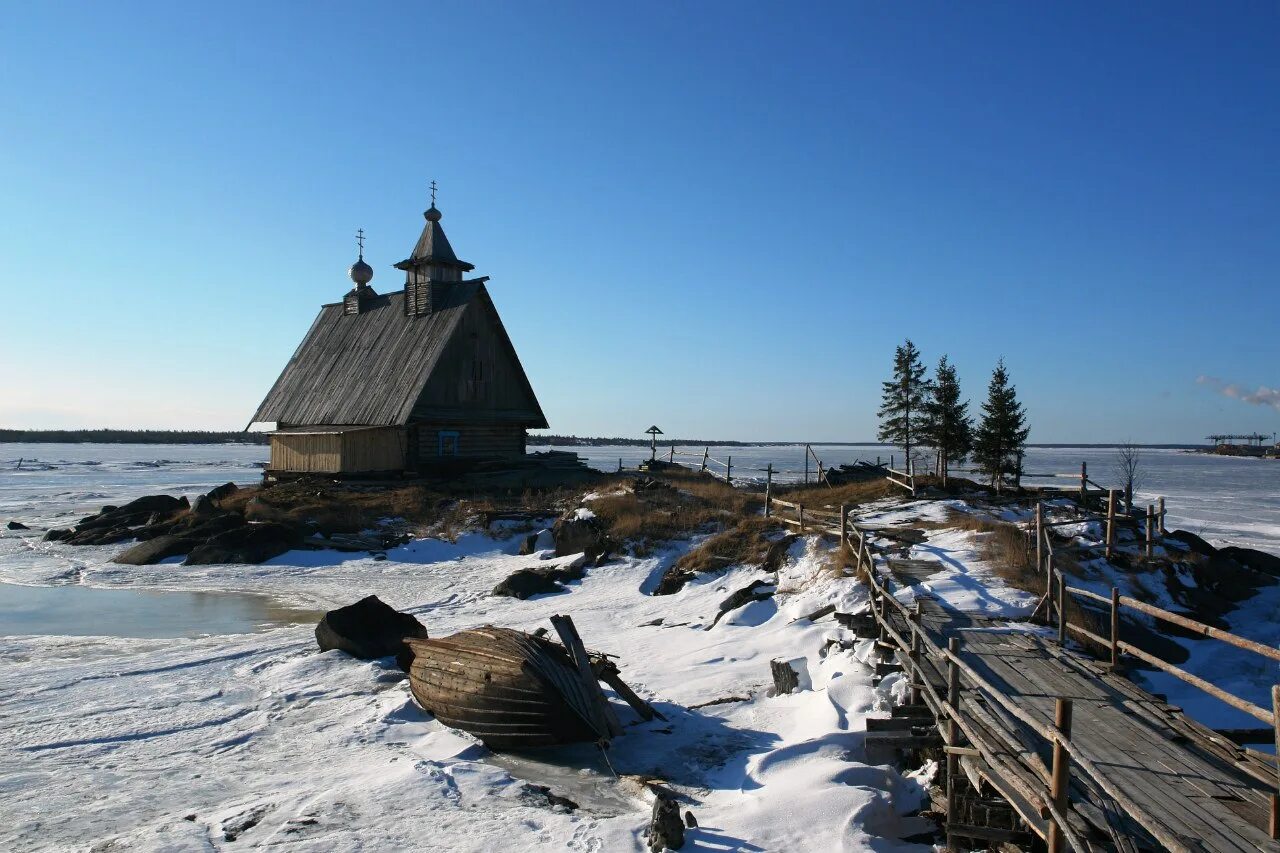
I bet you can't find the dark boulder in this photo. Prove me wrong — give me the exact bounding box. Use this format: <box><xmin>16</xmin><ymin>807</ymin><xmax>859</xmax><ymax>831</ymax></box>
<box><xmin>185</xmin><ymin>522</ymin><xmax>301</xmax><ymax>565</ymax></box>
<box><xmin>1220</xmin><ymin>546</ymin><xmax>1280</xmax><ymax>579</ymax></box>
<box><xmin>206</xmin><ymin>482</ymin><xmax>240</xmax><ymax>503</ymax></box>
<box><xmin>7</xmin><ymin>521</ymin><xmax>29</xmax><ymax>530</ymax></box>
<box><xmin>493</xmin><ymin>569</ymin><xmax>564</xmax><ymax>600</ymax></box>
<box><xmin>244</xmin><ymin>497</ymin><xmax>287</xmax><ymax>523</ymax></box>
<box><xmin>315</xmin><ymin>595</ymin><xmax>428</xmax><ymax>667</ymax></box>
<box><xmin>113</xmin><ymin>534</ymin><xmax>198</xmax><ymax>566</ymax></box>
<box><xmin>493</xmin><ymin>558</ymin><xmax>587</xmax><ymax>600</ymax></box>
<box><xmin>647</xmin><ymin>790</ymin><xmax>685</xmax><ymax>851</ymax></box>
<box><xmin>518</xmin><ymin>529</ymin><xmax>554</xmax><ymax>555</ymax></box>
<box><xmin>114</xmin><ymin>494</ymin><xmax>189</xmax><ymax>517</ymax></box>
<box><xmin>190</xmin><ymin>494</ymin><xmax>217</xmax><ymax>517</ymax></box>
<box><xmin>552</xmin><ymin>511</ymin><xmax>611</xmax><ymax>560</ymax></box>
<box><xmin>43</xmin><ymin>528</ymin><xmax>71</xmax><ymax>542</ymax></box>
<box><xmin>1166</xmin><ymin>529</ymin><xmax>1216</xmax><ymax>557</ymax></box>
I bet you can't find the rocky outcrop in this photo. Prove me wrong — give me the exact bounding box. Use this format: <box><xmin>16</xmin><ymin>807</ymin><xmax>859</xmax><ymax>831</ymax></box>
<box><xmin>315</xmin><ymin>595</ymin><xmax>428</xmax><ymax>668</ymax></box>
<box><xmin>6</xmin><ymin>521</ymin><xmax>29</xmax><ymax>530</ymax></box>
<box><xmin>552</xmin><ymin>511</ymin><xmax>611</xmax><ymax>561</ymax></box>
<box><xmin>185</xmin><ymin>522</ymin><xmax>302</xmax><ymax>565</ymax></box>
<box><xmin>1219</xmin><ymin>546</ymin><xmax>1280</xmax><ymax>579</ymax></box>
<box><xmin>1166</xmin><ymin>529</ymin><xmax>1216</xmax><ymax>557</ymax></box>
<box><xmin>113</xmin><ymin>534</ymin><xmax>200</xmax><ymax>566</ymax></box>
<box><xmin>493</xmin><ymin>557</ymin><xmax>588</xmax><ymax>600</ymax></box>
<box><xmin>45</xmin><ymin>495</ymin><xmax>191</xmax><ymax>546</ymax></box>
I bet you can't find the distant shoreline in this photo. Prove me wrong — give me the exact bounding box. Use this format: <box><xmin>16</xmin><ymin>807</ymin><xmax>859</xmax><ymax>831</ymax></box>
<box><xmin>1</xmin><ymin>430</ymin><xmax>1204</xmax><ymax>450</ymax></box>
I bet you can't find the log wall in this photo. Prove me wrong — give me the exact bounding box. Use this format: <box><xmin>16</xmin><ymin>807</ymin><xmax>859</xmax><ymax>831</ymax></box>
<box><xmin>270</xmin><ymin>428</ymin><xmax>407</xmax><ymax>473</ymax></box>
<box><xmin>412</xmin><ymin>421</ymin><xmax>526</xmax><ymax>461</ymax></box>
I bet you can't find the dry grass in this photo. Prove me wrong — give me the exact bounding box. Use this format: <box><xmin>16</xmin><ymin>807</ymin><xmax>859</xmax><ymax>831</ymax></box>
<box><xmin>670</xmin><ymin>516</ymin><xmax>777</xmax><ymax>576</ymax></box>
<box><xmin>586</xmin><ymin>470</ymin><xmax>761</xmax><ymax>553</ymax></box>
<box><xmin>945</xmin><ymin>508</ymin><xmax>1109</xmax><ymax>653</ymax></box>
<box><xmin>775</xmin><ymin>477</ymin><xmax>899</xmax><ymax>508</ymax></box>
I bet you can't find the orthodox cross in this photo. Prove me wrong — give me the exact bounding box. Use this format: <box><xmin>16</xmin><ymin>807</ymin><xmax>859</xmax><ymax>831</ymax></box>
<box><xmin>429</xmin><ymin>179</ymin><xmax>438</xmax><ymax>206</ymax></box>
<box><xmin>355</xmin><ymin>228</ymin><xmax>366</xmax><ymax>259</ymax></box>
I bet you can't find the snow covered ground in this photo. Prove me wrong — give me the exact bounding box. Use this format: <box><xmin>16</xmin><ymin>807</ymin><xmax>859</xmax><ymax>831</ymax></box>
<box><xmin>0</xmin><ymin>521</ymin><xmax>940</xmax><ymax>852</ymax></box>
<box><xmin>1</xmin><ymin>446</ymin><xmax>1276</xmax><ymax>851</ymax></box>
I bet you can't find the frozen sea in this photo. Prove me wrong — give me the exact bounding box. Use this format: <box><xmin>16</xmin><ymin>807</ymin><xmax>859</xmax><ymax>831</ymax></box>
<box><xmin>550</xmin><ymin>442</ymin><xmax>1280</xmax><ymax>553</ymax></box>
<box><xmin>3</xmin><ymin>441</ymin><xmax>1278</xmax><ymax>552</ymax></box>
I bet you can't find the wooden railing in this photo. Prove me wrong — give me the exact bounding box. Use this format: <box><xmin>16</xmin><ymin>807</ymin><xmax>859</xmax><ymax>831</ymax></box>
<box><xmin>858</xmin><ymin>524</ymin><xmax>1208</xmax><ymax>852</ymax></box>
<box><xmin>885</xmin><ymin>465</ymin><xmax>916</xmax><ymax>495</ymax></box>
<box><xmin>1032</xmin><ymin>505</ymin><xmax>1280</xmax><ymax>728</ymax></box>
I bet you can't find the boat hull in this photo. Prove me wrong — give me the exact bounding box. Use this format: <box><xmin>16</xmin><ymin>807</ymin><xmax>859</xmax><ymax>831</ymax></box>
<box><xmin>406</xmin><ymin>627</ymin><xmax>603</xmax><ymax>749</ymax></box>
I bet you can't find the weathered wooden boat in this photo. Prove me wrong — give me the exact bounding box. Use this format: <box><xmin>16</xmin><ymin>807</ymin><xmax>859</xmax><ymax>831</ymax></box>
<box><xmin>405</xmin><ymin>616</ymin><xmax>641</xmax><ymax>750</ymax></box>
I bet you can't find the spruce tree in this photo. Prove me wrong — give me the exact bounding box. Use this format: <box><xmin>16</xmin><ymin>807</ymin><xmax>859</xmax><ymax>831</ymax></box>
<box><xmin>972</xmin><ymin>359</ymin><xmax>1030</xmax><ymax>490</ymax></box>
<box><xmin>877</xmin><ymin>339</ymin><xmax>929</xmax><ymax>474</ymax></box>
<box><xmin>920</xmin><ymin>355</ymin><xmax>973</xmax><ymax>486</ymax></box>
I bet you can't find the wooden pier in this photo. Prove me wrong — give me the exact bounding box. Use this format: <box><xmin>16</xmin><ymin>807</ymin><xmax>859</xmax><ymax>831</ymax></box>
<box><xmin>852</xmin><ymin>532</ymin><xmax>1280</xmax><ymax>851</ymax></box>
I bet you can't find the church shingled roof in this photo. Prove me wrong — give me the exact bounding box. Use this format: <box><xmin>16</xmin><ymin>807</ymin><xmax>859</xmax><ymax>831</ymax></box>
<box><xmin>250</xmin><ymin>281</ymin><xmax>545</xmax><ymax>428</ymax></box>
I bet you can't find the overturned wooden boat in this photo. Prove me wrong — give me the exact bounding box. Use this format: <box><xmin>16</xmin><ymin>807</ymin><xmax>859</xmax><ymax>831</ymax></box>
<box><xmin>406</xmin><ymin>615</ymin><xmax>660</xmax><ymax>750</ymax></box>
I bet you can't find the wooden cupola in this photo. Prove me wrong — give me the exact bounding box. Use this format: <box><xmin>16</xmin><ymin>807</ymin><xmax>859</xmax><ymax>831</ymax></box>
<box><xmin>396</xmin><ymin>187</ymin><xmax>476</xmax><ymax>317</ymax></box>
<box><xmin>342</xmin><ymin>228</ymin><xmax>377</xmax><ymax>315</ymax></box>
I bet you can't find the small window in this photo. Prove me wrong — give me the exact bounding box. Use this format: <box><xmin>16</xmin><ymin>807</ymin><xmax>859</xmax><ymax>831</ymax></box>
<box><xmin>438</xmin><ymin>430</ymin><xmax>460</xmax><ymax>456</ymax></box>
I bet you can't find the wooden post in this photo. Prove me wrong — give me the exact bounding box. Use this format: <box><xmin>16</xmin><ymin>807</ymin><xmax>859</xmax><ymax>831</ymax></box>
<box><xmin>1105</xmin><ymin>489</ymin><xmax>1117</xmax><ymax>560</ymax></box>
<box><xmin>764</xmin><ymin>464</ymin><xmax>773</xmax><ymax>517</ymax></box>
<box><xmin>909</xmin><ymin>600</ymin><xmax>922</xmax><ymax>705</ymax></box>
<box><xmin>798</xmin><ymin>504</ymin><xmax>806</xmax><ymax>533</ymax></box>
<box><xmin>804</xmin><ymin>447</ymin><xmax>810</xmax><ymax>484</ymax></box>
<box><xmin>1271</xmin><ymin>686</ymin><xmax>1280</xmax><ymax>828</ymax></box>
<box><xmin>669</xmin><ymin>444</ymin><xmax>675</xmax><ymax>463</ymax></box>
<box><xmin>618</xmin><ymin>457</ymin><xmax>623</xmax><ymax>472</ymax></box>
<box><xmin>1047</xmin><ymin>698</ymin><xmax>1074</xmax><ymax>853</ymax></box>
<box><xmin>701</xmin><ymin>447</ymin><xmax>709</xmax><ymax>472</ymax></box>
<box><xmin>1146</xmin><ymin>504</ymin><xmax>1155</xmax><ymax>561</ymax></box>
<box><xmin>945</xmin><ymin>637</ymin><xmax>961</xmax><ymax>849</ymax></box>
<box><xmin>1035</xmin><ymin>503</ymin><xmax>1044</xmax><ymax>576</ymax></box>
<box><xmin>818</xmin><ymin>460</ymin><xmax>824</xmax><ymax>484</ymax></box>
<box><xmin>1109</xmin><ymin>587</ymin><xmax>1120</xmax><ymax>671</ymax></box>
<box><xmin>1158</xmin><ymin>496</ymin><xmax>1166</xmax><ymax>535</ymax></box>
<box><xmin>1079</xmin><ymin>461</ymin><xmax>1087</xmax><ymax>508</ymax></box>
<box><xmin>1046</xmin><ymin>553</ymin><xmax>1054</xmax><ymax>623</ymax></box>
<box><xmin>726</xmin><ymin>456</ymin><xmax>732</xmax><ymax>485</ymax></box>
<box><xmin>1271</xmin><ymin>685</ymin><xmax>1279</xmax><ymax>838</ymax></box>
<box><xmin>1057</xmin><ymin>567</ymin><xmax>1067</xmax><ymax>646</ymax></box>
<box><xmin>839</xmin><ymin>504</ymin><xmax>849</xmax><ymax>551</ymax></box>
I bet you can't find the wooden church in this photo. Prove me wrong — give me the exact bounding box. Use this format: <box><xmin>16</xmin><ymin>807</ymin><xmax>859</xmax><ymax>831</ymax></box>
<box><xmin>250</xmin><ymin>193</ymin><xmax>548</xmax><ymax>476</ymax></box>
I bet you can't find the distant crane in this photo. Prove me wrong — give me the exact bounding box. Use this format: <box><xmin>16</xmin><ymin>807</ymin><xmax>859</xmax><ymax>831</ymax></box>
<box><xmin>1205</xmin><ymin>432</ymin><xmax>1271</xmax><ymax>447</ymax></box>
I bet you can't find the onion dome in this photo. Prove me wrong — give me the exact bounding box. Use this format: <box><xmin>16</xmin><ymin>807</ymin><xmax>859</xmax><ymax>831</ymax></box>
<box><xmin>348</xmin><ymin>256</ymin><xmax>374</xmax><ymax>286</ymax></box>
<box><xmin>424</xmin><ymin>205</ymin><xmax>442</xmax><ymax>222</ymax></box>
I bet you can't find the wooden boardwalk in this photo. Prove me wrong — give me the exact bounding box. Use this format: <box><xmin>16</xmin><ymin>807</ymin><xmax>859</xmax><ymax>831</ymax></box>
<box><xmin>867</xmin><ymin>560</ymin><xmax>1280</xmax><ymax>851</ymax></box>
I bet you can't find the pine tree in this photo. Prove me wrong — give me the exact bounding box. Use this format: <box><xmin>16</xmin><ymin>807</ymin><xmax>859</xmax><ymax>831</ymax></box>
<box><xmin>920</xmin><ymin>355</ymin><xmax>973</xmax><ymax>487</ymax></box>
<box><xmin>877</xmin><ymin>339</ymin><xmax>929</xmax><ymax>473</ymax></box>
<box><xmin>972</xmin><ymin>359</ymin><xmax>1030</xmax><ymax>490</ymax></box>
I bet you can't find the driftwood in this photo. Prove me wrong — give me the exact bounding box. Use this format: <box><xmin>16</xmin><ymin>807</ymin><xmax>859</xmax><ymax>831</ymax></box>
<box><xmin>707</xmin><ymin>579</ymin><xmax>774</xmax><ymax>629</ymax></box>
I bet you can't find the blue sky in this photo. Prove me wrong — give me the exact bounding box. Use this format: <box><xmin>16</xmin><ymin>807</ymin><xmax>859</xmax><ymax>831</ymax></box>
<box><xmin>2</xmin><ymin>2</ymin><xmax>1277</xmax><ymax>443</ymax></box>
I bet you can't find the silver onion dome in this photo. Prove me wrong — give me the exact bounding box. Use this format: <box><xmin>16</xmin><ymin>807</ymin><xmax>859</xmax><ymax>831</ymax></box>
<box><xmin>348</xmin><ymin>256</ymin><xmax>374</xmax><ymax>286</ymax></box>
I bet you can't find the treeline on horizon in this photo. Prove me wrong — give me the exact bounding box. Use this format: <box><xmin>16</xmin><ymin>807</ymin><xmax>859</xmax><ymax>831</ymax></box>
<box><xmin>0</xmin><ymin>429</ymin><xmax>269</xmax><ymax>445</ymax></box>
<box><xmin>0</xmin><ymin>429</ymin><xmax>1201</xmax><ymax>449</ymax></box>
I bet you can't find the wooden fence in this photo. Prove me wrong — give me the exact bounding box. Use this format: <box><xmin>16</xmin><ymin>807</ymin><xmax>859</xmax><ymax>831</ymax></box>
<box><xmin>1032</xmin><ymin>505</ymin><xmax>1280</xmax><ymax>734</ymax></box>
<box><xmin>855</xmin><ymin>519</ymin><xmax>1280</xmax><ymax>849</ymax></box>
<box><xmin>762</xmin><ymin>485</ymin><xmax>1280</xmax><ymax>845</ymax></box>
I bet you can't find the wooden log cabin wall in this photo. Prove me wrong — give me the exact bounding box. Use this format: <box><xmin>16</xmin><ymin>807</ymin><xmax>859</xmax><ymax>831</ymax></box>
<box><xmin>248</xmin><ymin>195</ymin><xmax>548</xmax><ymax>477</ymax></box>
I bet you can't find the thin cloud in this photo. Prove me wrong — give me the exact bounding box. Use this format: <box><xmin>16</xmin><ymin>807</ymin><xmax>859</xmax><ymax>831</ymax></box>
<box><xmin>1196</xmin><ymin>375</ymin><xmax>1280</xmax><ymax>411</ymax></box>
